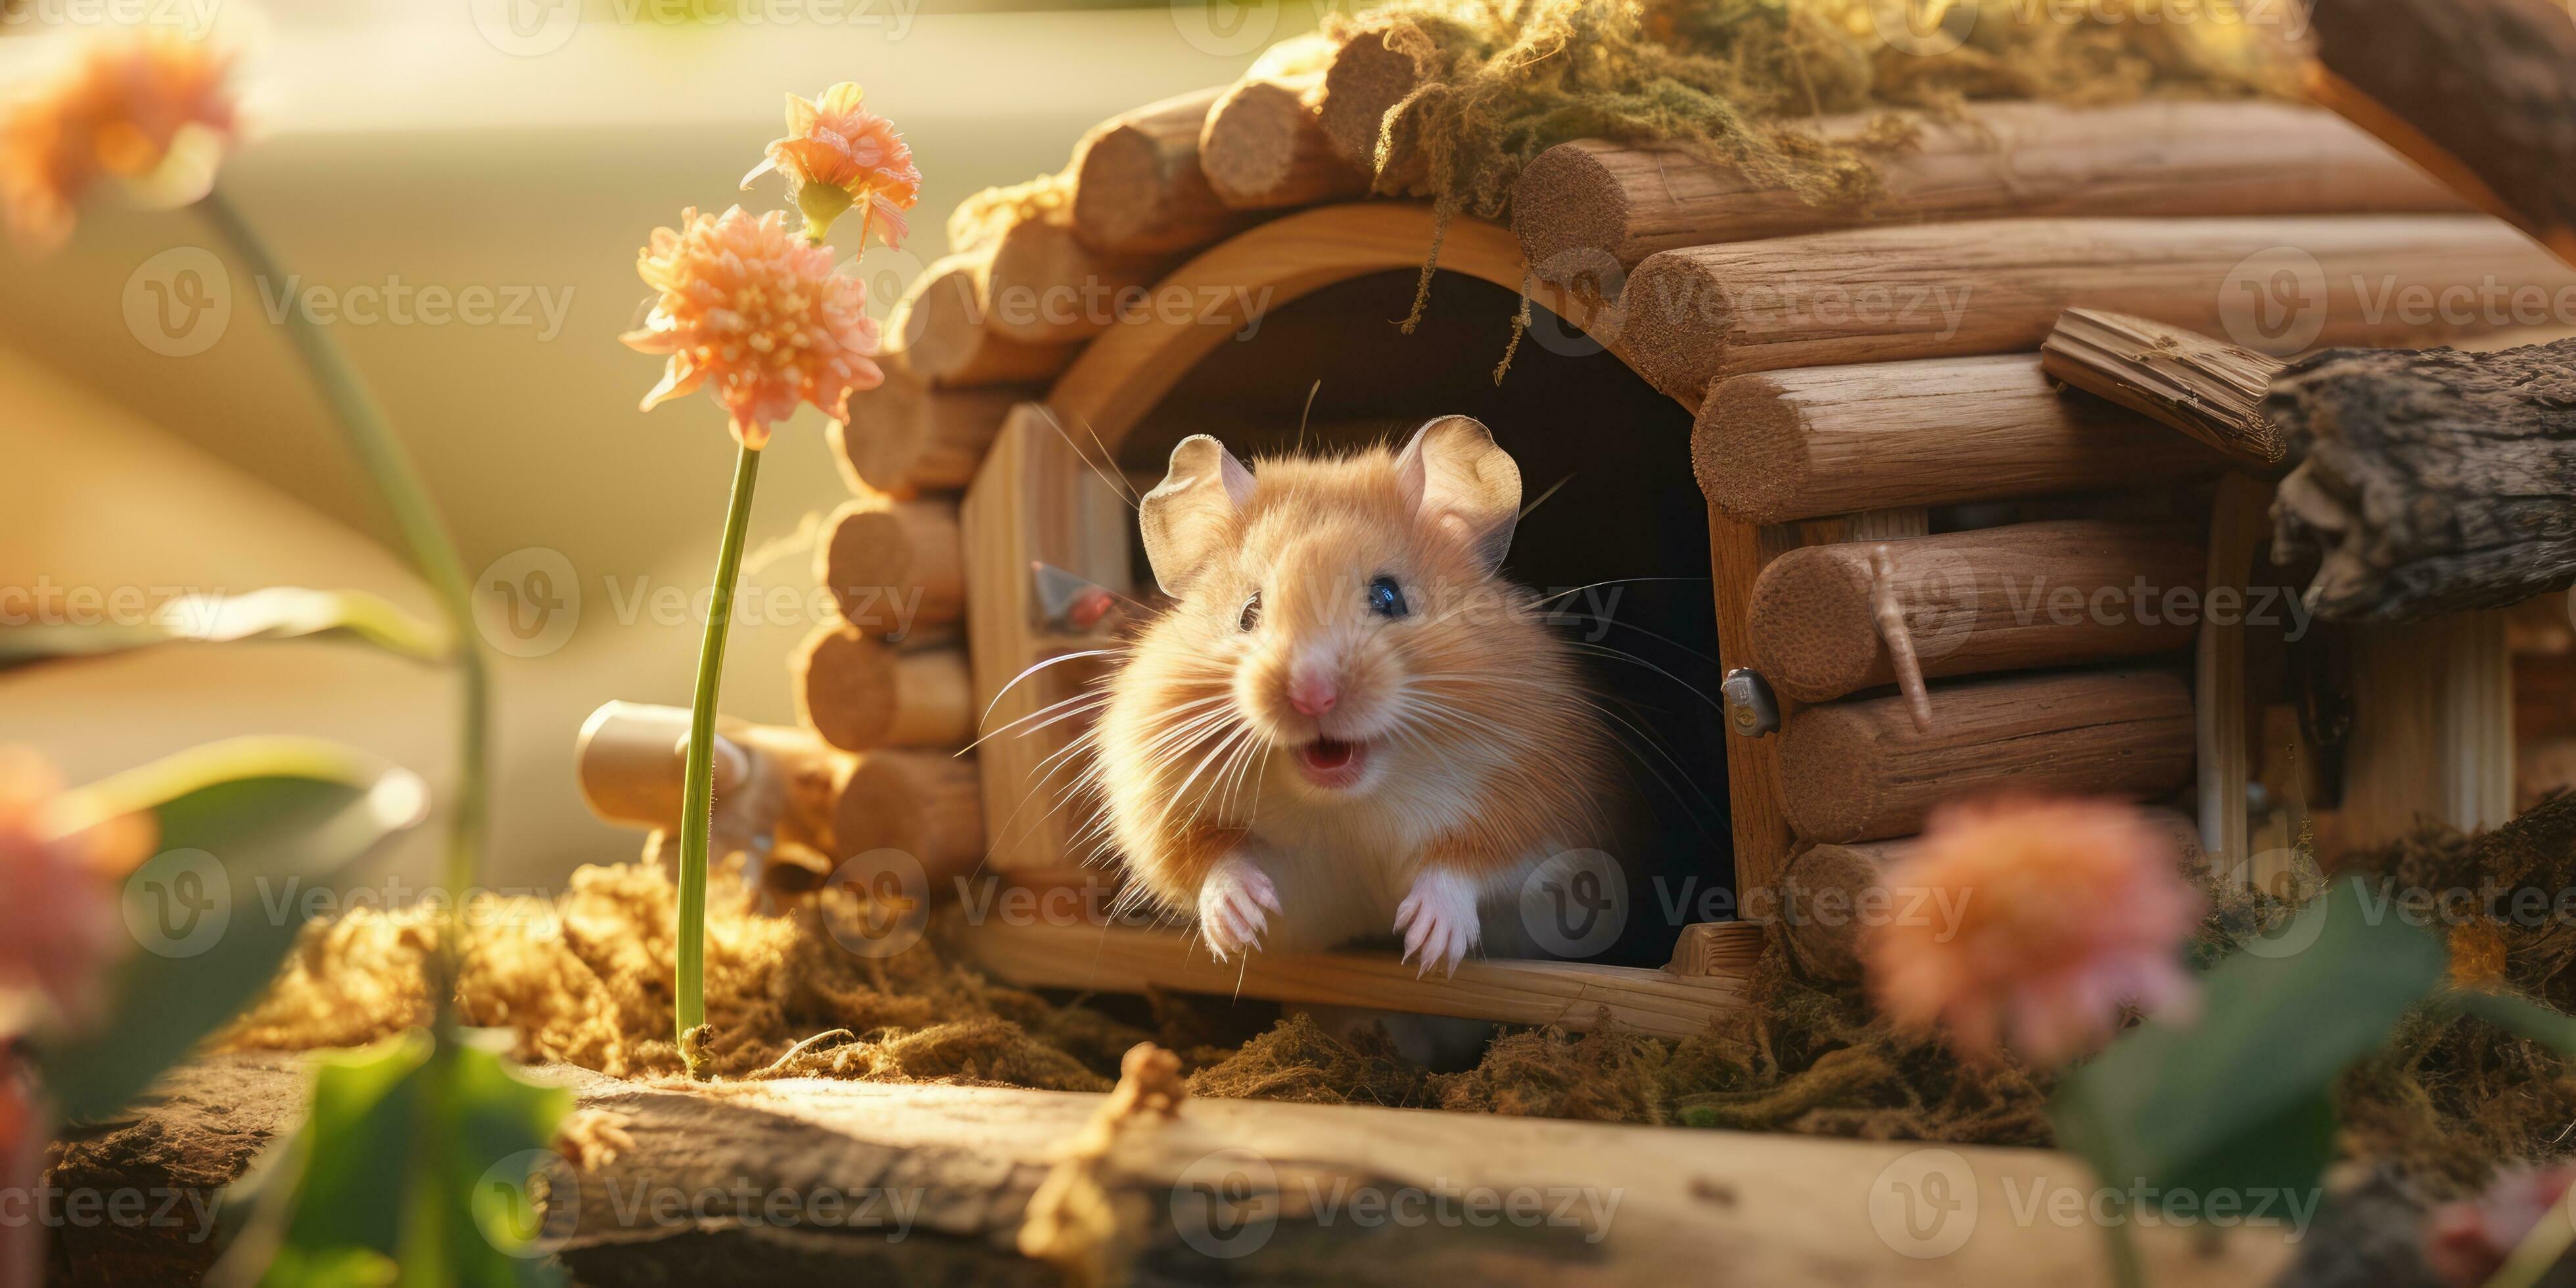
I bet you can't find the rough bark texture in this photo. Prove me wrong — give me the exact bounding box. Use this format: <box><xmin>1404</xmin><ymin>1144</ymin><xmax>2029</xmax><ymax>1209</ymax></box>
<box><xmin>2311</xmin><ymin>0</ymin><xmax>2576</xmax><ymax>260</ymax></box>
<box><xmin>2040</xmin><ymin>309</ymin><xmax>2288</xmax><ymax>466</ymax></box>
<box><xmin>2267</xmin><ymin>338</ymin><xmax>2576</xmax><ymax>622</ymax></box>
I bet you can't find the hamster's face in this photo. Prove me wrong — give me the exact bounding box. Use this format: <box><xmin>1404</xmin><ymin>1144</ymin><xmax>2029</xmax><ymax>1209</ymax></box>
<box><xmin>1133</xmin><ymin>421</ymin><xmax>1530</xmax><ymax>803</ymax></box>
<box><xmin>1212</xmin><ymin>511</ymin><xmax>1445</xmax><ymax>795</ymax></box>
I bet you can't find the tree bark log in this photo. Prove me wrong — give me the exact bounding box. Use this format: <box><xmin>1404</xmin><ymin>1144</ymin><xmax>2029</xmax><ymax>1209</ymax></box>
<box><xmin>2267</xmin><ymin>337</ymin><xmax>2576</xmax><ymax>622</ymax></box>
<box><xmin>2309</xmin><ymin>0</ymin><xmax>2576</xmax><ymax>264</ymax></box>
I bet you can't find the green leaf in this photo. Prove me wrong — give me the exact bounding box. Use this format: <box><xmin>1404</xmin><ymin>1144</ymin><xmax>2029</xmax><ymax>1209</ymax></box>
<box><xmin>2049</xmin><ymin>875</ymin><xmax>2447</xmax><ymax>1210</ymax></box>
<box><xmin>2445</xmin><ymin>989</ymin><xmax>2576</xmax><ymax>1051</ymax></box>
<box><xmin>38</xmin><ymin>737</ymin><xmax>431</xmax><ymax>1122</ymax></box>
<box><xmin>0</xmin><ymin>587</ymin><xmax>450</xmax><ymax>669</ymax></box>
<box><xmin>218</xmin><ymin>1030</ymin><xmax>571</xmax><ymax>1288</ymax></box>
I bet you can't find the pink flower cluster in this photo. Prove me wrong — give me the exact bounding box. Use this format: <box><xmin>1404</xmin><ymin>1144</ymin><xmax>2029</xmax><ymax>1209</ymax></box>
<box><xmin>622</xmin><ymin>206</ymin><xmax>885</xmax><ymax>449</ymax></box>
<box><xmin>1865</xmin><ymin>794</ymin><xmax>2203</xmax><ymax>1065</ymax></box>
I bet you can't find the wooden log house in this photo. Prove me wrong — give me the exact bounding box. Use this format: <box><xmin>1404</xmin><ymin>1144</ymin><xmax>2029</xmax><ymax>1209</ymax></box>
<box><xmin>575</xmin><ymin>18</ymin><xmax>2576</xmax><ymax>1040</ymax></box>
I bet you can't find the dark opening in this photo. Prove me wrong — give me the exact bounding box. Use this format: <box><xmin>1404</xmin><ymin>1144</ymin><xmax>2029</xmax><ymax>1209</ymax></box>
<box><xmin>1113</xmin><ymin>269</ymin><xmax>1733</xmax><ymax>967</ymax></box>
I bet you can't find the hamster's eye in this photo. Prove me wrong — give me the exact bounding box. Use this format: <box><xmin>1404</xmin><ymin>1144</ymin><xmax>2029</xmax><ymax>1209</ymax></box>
<box><xmin>1367</xmin><ymin>576</ymin><xmax>1409</xmax><ymax>619</ymax></box>
<box><xmin>1238</xmin><ymin>591</ymin><xmax>1262</xmax><ymax>632</ymax></box>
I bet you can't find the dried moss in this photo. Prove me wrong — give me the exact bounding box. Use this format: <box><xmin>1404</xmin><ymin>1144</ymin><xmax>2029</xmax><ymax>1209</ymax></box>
<box><xmin>1336</xmin><ymin>0</ymin><xmax>2304</xmax><ymax>224</ymax></box>
<box><xmin>213</xmin><ymin>797</ymin><xmax>2576</xmax><ymax>1184</ymax></box>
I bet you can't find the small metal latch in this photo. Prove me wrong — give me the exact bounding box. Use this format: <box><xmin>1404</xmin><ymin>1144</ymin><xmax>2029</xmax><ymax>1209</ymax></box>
<box><xmin>1722</xmin><ymin>668</ymin><xmax>1780</xmax><ymax>739</ymax></box>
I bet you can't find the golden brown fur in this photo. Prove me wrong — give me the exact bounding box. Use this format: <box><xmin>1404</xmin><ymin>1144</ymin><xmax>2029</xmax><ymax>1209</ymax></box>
<box><xmin>1088</xmin><ymin>423</ymin><xmax>1618</xmax><ymax>969</ymax></box>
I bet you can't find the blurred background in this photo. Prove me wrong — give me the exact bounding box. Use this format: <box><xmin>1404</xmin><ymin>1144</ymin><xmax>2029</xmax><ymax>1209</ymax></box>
<box><xmin>0</xmin><ymin>0</ymin><xmax>1321</xmax><ymax>885</ymax></box>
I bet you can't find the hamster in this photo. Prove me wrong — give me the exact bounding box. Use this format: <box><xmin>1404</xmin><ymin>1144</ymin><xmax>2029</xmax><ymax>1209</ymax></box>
<box><xmin>1091</xmin><ymin>415</ymin><xmax>1621</xmax><ymax>976</ymax></box>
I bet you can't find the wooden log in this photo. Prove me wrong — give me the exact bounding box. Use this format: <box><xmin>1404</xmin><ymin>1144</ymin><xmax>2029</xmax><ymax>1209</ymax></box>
<box><xmin>1777</xmin><ymin>669</ymin><xmax>2197</xmax><ymax>844</ymax></box>
<box><xmin>816</xmin><ymin>495</ymin><xmax>966</xmax><ymax>638</ymax></box>
<box><xmin>1201</xmin><ymin>35</ymin><xmax>1365</xmax><ymax>210</ymax></box>
<box><xmin>792</xmin><ymin>625</ymin><xmax>975</xmax><ymax>751</ymax></box>
<box><xmin>893</xmin><ymin>253</ymin><xmax>1078</xmax><ymax>389</ymax></box>
<box><xmin>2040</xmin><ymin>309</ymin><xmax>2287</xmax><ymax>466</ymax></box>
<box><xmin>1069</xmin><ymin>86</ymin><xmax>1253</xmax><ymax>258</ymax></box>
<box><xmin>829</xmin><ymin>354</ymin><xmax>1027</xmax><ymax>497</ymax></box>
<box><xmin>1316</xmin><ymin>27</ymin><xmax>1426</xmax><ymax>185</ymax></box>
<box><xmin>2308</xmin><ymin>0</ymin><xmax>2576</xmax><ymax>264</ymax></box>
<box><xmin>49</xmin><ymin>1053</ymin><xmax>2300</xmax><ymax>1288</ymax></box>
<box><xmin>574</xmin><ymin>701</ymin><xmax>983</xmax><ymax>880</ymax></box>
<box><xmin>960</xmin><ymin>919</ymin><xmax>1746</xmax><ymax>1041</ymax></box>
<box><xmin>1748</xmin><ymin>522</ymin><xmax>2205</xmax><ymax>704</ymax></box>
<box><xmin>1617</xmin><ymin>214</ymin><xmax>2574</xmax><ymax>401</ymax></box>
<box><xmin>1694</xmin><ymin>355</ymin><xmax>2228</xmax><ymax>525</ymax></box>
<box><xmin>2267</xmin><ymin>338</ymin><xmax>2576</xmax><ymax>622</ymax></box>
<box><xmin>1779</xmin><ymin>808</ymin><xmax>2204</xmax><ymax>982</ymax></box>
<box><xmin>1512</xmin><ymin>101</ymin><xmax>2468</xmax><ymax>290</ymax></box>
<box><xmin>982</xmin><ymin>216</ymin><xmax>1167</xmax><ymax>347</ymax></box>
<box><xmin>830</xmin><ymin>748</ymin><xmax>987</xmax><ymax>877</ymax></box>
<box><xmin>962</xmin><ymin>405</ymin><xmax>1135</xmax><ymax>871</ymax></box>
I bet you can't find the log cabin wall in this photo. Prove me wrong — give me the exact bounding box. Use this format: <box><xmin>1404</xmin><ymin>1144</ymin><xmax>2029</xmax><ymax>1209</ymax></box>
<box><xmin>696</xmin><ymin>39</ymin><xmax>2576</xmax><ymax>944</ymax></box>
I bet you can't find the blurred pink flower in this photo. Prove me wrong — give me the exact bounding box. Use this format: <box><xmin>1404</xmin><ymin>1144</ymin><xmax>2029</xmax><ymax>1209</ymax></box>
<box><xmin>1</xmin><ymin>30</ymin><xmax>239</xmax><ymax>250</ymax></box>
<box><xmin>2425</xmin><ymin>1165</ymin><xmax>2575</xmax><ymax>1287</ymax></box>
<box><xmin>621</xmin><ymin>205</ymin><xmax>885</xmax><ymax>449</ymax></box>
<box><xmin>740</xmin><ymin>82</ymin><xmax>920</xmax><ymax>249</ymax></box>
<box><xmin>0</xmin><ymin>747</ymin><xmax>139</xmax><ymax>1034</ymax></box>
<box><xmin>1</xmin><ymin>1051</ymin><xmax>37</xmax><ymax>1288</ymax></box>
<box><xmin>1863</xmin><ymin>794</ymin><xmax>2203</xmax><ymax>1065</ymax></box>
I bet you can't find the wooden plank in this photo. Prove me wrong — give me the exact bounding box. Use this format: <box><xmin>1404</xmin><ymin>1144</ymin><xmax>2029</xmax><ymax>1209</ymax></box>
<box><xmin>961</xmin><ymin>404</ymin><xmax>1135</xmax><ymax>871</ymax></box>
<box><xmin>1665</xmin><ymin>921</ymin><xmax>1764</xmax><ymax>977</ymax></box>
<box><xmin>2041</xmin><ymin>308</ymin><xmax>2286</xmax><ymax>465</ymax></box>
<box><xmin>1710</xmin><ymin>513</ymin><xmax>1800</xmax><ymax>918</ymax></box>
<box><xmin>1044</xmin><ymin>202</ymin><xmax>1611</xmax><ymax>455</ymax></box>
<box><xmin>958</xmin><ymin>919</ymin><xmax>1746</xmax><ymax>1041</ymax></box>
<box><xmin>2197</xmin><ymin>476</ymin><xmax>2272</xmax><ymax>881</ymax></box>
<box><xmin>2333</xmin><ymin>611</ymin><xmax>2516</xmax><ymax>852</ymax></box>
<box><xmin>63</xmin><ymin>1053</ymin><xmax>2301</xmax><ymax>1288</ymax></box>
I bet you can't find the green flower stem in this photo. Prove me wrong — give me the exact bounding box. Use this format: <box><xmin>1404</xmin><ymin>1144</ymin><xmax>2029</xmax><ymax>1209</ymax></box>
<box><xmin>676</xmin><ymin>440</ymin><xmax>762</xmax><ymax>1078</ymax></box>
<box><xmin>199</xmin><ymin>188</ymin><xmax>487</xmax><ymax>1035</ymax></box>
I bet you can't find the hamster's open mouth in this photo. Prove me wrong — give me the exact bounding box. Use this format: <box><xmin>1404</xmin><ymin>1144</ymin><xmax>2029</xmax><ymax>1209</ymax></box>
<box><xmin>1292</xmin><ymin>737</ymin><xmax>1370</xmax><ymax>789</ymax></box>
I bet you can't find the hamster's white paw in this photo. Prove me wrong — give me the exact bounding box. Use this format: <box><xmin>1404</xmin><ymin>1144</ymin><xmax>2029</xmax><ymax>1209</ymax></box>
<box><xmin>1198</xmin><ymin>856</ymin><xmax>1280</xmax><ymax>961</ymax></box>
<box><xmin>1395</xmin><ymin>869</ymin><xmax>1482</xmax><ymax>978</ymax></box>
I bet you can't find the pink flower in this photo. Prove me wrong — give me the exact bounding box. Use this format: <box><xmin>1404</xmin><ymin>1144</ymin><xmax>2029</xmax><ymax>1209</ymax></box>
<box><xmin>2425</xmin><ymin>1166</ymin><xmax>2576</xmax><ymax>1287</ymax></box>
<box><xmin>1863</xmin><ymin>794</ymin><xmax>2203</xmax><ymax>1065</ymax></box>
<box><xmin>1</xmin><ymin>1051</ymin><xmax>37</xmax><ymax>1288</ymax></box>
<box><xmin>621</xmin><ymin>205</ymin><xmax>885</xmax><ymax>449</ymax></box>
<box><xmin>0</xmin><ymin>747</ymin><xmax>141</xmax><ymax>1034</ymax></box>
<box><xmin>740</xmin><ymin>82</ymin><xmax>920</xmax><ymax>249</ymax></box>
<box><xmin>1</xmin><ymin>30</ymin><xmax>239</xmax><ymax>250</ymax></box>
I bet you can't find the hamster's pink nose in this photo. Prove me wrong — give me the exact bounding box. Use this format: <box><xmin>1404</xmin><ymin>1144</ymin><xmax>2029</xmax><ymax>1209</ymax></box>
<box><xmin>1288</xmin><ymin>674</ymin><xmax>1338</xmax><ymax>717</ymax></box>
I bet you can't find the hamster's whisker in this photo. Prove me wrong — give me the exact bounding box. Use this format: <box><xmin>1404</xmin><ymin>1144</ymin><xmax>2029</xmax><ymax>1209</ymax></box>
<box><xmin>1561</xmin><ymin>641</ymin><xmax>1726</xmax><ymax>712</ymax></box>
<box><xmin>1156</xmin><ymin>720</ymin><xmax>1257</xmax><ymax>834</ymax></box>
<box><xmin>1580</xmin><ymin>697</ymin><xmax>1727</xmax><ymax>825</ymax></box>
<box><xmin>988</xmin><ymin>727</ymin><xmax>1104</xmax><ymax>851</ymax></box>
<box><xmin>1034</xmin><ymin>404</ymin><xmax>1142</xmax><ymax>510</ymax></box>
<box><xmin>975</xmin><ymin>649</ymin><xmax>1122</xmax><ymax>734</ymax></box>
<box><xmin>962</xmin><ymin>692</ymin><xmax>1110</xmax><ymax>753</ymax></box>
<box><xmin>1539</xmin><ymin>611</ymin><xmax>1725</xmax><ymax>667</ymax></box>
<box><xmin>1530</xmin><ymin>576</ymin><xmax>1709</xmax><ymax>610</ymax></box>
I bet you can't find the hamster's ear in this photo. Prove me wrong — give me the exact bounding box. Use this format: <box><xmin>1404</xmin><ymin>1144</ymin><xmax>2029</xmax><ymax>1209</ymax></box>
<box><xmin>1140</xmin><ymin>434</ymin><xmax>1257</xmax><ymax>595</ymax></box>
<box><xmin>1395</xmin><ymin>416</ymin><xmax>1521</xmax><ymax>574</ymax></box>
